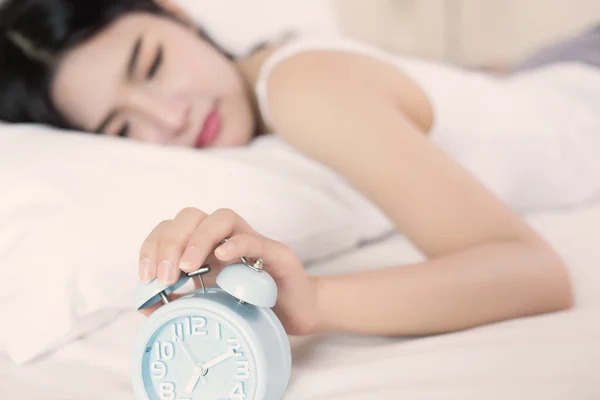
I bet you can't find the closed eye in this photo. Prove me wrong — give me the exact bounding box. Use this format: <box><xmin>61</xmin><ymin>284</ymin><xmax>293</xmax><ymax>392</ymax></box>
<box><xmin>147</xmin><ymin>45</ymin><xmax>163</xmax><ymax>79</ymax></box>
<box><xmin>117</xmin><ymin>122</ymin><xmax>130</xmax><ymax>137</ymax></box>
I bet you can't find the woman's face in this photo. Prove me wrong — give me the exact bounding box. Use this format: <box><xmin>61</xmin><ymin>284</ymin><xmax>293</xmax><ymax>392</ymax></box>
<box><xmin>51</xmin><ymin>11</ymin><xmax>256</xmax><ymax>149</ymax></box>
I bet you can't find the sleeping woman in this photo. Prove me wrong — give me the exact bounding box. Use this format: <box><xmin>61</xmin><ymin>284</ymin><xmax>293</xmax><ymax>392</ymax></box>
<box><xmin>2</xmin><ymin>0</ymin><xmax>598</xmax><ymax>337</ymax></box>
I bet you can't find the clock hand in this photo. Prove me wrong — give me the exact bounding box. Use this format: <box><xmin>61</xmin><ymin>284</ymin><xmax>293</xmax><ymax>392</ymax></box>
<box><xmin>186</xmin><ymin>365</ymin><xmax>205</xmax><ymax>393</ymax></box>
<box><xmin>174</xmin><ymin>336</ymin><xmax>209</xmax><ymax>393</ymax></box>
<box><xmin>174</xmin><ymin>335</ymin><xmax>199</xmax><ymax>367</ymax></box>
<box><xmin>201</xmin><ymin>348</ymin><xmax>235</xmax><ymax>371</ymax></box>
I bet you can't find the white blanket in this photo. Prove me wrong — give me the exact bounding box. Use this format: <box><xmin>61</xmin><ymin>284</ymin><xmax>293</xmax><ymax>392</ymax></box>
<box><xmin>2</xmin><ymin>201</ymin><xmax>599</xmax><ymax>400</ymax></box>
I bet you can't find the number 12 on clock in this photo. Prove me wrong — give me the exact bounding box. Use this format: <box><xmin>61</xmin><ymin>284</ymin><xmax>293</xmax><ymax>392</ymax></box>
<box><xmin>170</xmin><ymin>317</ymin><xmax>222</xmax><ymax>341</ymax></box>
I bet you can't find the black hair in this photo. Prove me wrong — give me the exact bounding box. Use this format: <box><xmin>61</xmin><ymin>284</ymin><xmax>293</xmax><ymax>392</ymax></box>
<box><xmin>0</xmin><ymin>0</ymin><xmax>230</xmax><ymax>130</ymax></box>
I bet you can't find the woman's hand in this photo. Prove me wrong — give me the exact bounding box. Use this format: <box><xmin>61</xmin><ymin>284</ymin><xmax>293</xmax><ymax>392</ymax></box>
<box><xmin>137</xmin><ymin>207</ymin><xmax>320</xmax><ymax>336</ymax></box>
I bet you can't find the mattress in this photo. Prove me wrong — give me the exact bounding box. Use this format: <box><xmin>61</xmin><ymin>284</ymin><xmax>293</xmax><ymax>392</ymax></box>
<box><xmin>1</xmin><ymin>202</ymin><xmax>599</xmax><ymax>400</ymax></box>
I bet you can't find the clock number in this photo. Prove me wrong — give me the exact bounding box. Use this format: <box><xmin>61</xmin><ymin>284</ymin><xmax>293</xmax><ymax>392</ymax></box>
<box><xmin>171</xmin><ymin>323</ymin><xmax>184</xmax><ymax>341</ymax></box>
<box><xmin>216</xmin><ymin>322</ymin><xmax>222</xmax><ymax>340</ymax></box>
<box><xmin>154</xmin><ymin>341</ymin><xmax>175</xmax><ymax>360</ymax></box>
<box><xmin>151</xmin><ymin>361</ymin><xmax>167</xmax><ymax>380</ymax></box>
<box><xmin>227</xmin><ymin>338</ymin><xmax>243</xmax><ymax>357</ymax></box>
<box><xmin>236</xmin><ymin>361</ymin><xmax>250</xmax><ymax>380</ymax></box>
<box><xmin>191</xmin><ymin>316</ymin><xmax>207</xmax><ymax>336</ymax></box>
<box><xmin>229</xmin><ymin>382</ymin><xmax>246</xmax><ymax>399</ymax></box>
<box><xmin>157</xmin><ymin>382</ymin><xmax>191</xmax><ymax>400</ymax></box>
<box><xmin>171</xmin><ymin>317</ymin><xmax>207</xmax><ymax>341</ymax></box>
<box><xmin>159</xmin><ymin>382</ymin><xmax>175</xmax><ymax>400</ymax></box>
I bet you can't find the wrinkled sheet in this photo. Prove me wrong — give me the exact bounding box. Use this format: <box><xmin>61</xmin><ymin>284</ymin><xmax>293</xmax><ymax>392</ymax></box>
<box><xmin>1</xmin><ymin>202</ymin><xmax>599</xmax><ymax>400</ymax></box>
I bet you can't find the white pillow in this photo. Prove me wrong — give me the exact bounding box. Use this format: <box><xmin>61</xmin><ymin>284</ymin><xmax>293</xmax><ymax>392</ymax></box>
<box><xmin>0</xmin><ymin>124</ymin><xmax>393</xmax><ymax>364</ymax></box>
<box><xmin>0</xmin><ymin>0</ymin><xmax>351</xmax><ymax>365</ymax></box>
<box><xmin>173</xmin><ymin>0</ymin><xmax>342</xmax><ymax>56</ymax></box>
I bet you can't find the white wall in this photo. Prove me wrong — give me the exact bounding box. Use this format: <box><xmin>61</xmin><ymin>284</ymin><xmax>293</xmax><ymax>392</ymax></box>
<box><xmin>175</xmin><ymin>0</ymin><xmax>342</xmax><ymax>56</ymax></box>
<box><xmin>335</xmin><ymin>0</ymin><xmax>450</xmax><ymax>60</ymax></box>
<box><xmin>453</xmin><ymin>0</ymin><xmax>600</xmax><ymax>66</ymax></box>
<box><xmin>335</xmin><ymin>0</ymin><xmax>600</xmax><ymax>67</ymax></box>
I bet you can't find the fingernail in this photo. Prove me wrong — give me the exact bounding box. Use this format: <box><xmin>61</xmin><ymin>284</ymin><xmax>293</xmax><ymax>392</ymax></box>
<box><xmin>158</xmin><ymin>260</ymin><xmax>176</xmax><ymax>283</ymax></box>
<box><xmin>179</xmin><ymin>260</ymin><xmax>193</xmax><ymax>272</ymax></box>
<box><xmin>179</xmin><ymin>246</ymin><xmax>200</xmax><ymax>272</ymax></box>
<box><xmin>215</xmin><ymin>241</ymin><xmax>235</xmax><ymax>258</ymax></box>
<box><xmin>140</xmin><ymin>258</ymin><xmax>154</xmax><ymax>282</ymax></box>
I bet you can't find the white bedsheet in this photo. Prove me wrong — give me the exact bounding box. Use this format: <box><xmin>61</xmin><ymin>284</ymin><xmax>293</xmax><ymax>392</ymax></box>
<box><xmin>1</xmin><ymin>202</ymin><xmax>599</xmax><ymax>400</ymax></box>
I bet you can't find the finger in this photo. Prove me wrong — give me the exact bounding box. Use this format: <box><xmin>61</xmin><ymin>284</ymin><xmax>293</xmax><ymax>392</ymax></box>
<box><xmin>179</xmin><ymin>208</ymin><xmax>253</xmax><ymax>273</ymax></box>
<box><xmin>157</xmin><ymin>207</ymin><xmax>208</xmax><ymax>284</ymax></box>
<box><xmin>139</xmin><ymin>220</ymin><xmax>171</xmax><ymax>282</ymax></box>
<box><xmin>213</xmin><ymin>234</ymin><xmax>299</xmax><ymax>280</ymax></box>
<box><xmin>213</xmin><ymin>233</ymin><xmax>265</xmax><ymax>262</ymax></box>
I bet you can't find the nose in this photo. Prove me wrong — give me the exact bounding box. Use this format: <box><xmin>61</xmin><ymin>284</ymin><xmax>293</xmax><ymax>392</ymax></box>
<box><xmin>129</xmin><ymin>90</ymin><xmax>191</xmax><ymax>137</ymax></box>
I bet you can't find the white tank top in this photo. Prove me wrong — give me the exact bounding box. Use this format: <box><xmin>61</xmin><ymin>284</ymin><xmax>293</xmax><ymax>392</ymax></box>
<box><xmin>253</xmin><ymin>36</ymin><xmax>425</xmax><ymax>128</ymax></box>
<box><xmin>253</xmin><ymin>34</ymin><xmax>600</xmax><ymax>130</ymax></box>
<box><xmin>250</xmin><ymin>35</ymin><xmax>600</xmax><ymax>213</ymax></box>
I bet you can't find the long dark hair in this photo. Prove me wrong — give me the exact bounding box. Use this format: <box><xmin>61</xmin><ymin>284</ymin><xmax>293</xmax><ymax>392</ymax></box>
<box><xmin>0</xmin><ymin>0</ymin><xmax>229</xmax><ymax>129</ymax></box>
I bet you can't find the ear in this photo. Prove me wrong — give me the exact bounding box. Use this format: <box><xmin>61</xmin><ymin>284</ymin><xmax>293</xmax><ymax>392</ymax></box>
<box><xmin>154</xmin><ymin>0</ymin><xmax>195</xmax><ymax>26</ymax></box>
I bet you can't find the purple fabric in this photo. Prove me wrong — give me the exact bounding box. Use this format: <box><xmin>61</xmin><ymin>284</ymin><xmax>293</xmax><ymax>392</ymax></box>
<box><xmin>511</xmin><ymin>24</ymin><xmax>600</xmax><ymax>73</ymax></box>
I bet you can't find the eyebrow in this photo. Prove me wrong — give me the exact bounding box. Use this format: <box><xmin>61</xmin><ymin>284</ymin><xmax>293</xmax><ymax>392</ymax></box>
<box><xmin>94</xmin><ymin>36</ymin><xmax>143</xmax><ymax>133</ymax></box>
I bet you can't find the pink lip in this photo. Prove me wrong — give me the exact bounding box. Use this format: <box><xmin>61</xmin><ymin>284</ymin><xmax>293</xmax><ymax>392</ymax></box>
<box><xmin>195</xmin><ymin>107</ymin><xmax>221</xmax><ymax>148</ymax></box>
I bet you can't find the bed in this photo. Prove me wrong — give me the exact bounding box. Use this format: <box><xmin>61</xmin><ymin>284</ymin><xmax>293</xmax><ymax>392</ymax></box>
<box><xmin>2</xmin><ymin>198</ymin><xmax>599</xmax><ymax>400</ymax></box>
<box><xmin>1</xmin><ymin>1</ymin><xmax>599</xmax><ymax>398</ymax></box>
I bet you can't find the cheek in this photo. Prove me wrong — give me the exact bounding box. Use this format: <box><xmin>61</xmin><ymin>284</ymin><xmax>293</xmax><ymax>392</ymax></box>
<box><xmin>50</xmin><ymin>68</ymin><xmax>94</xmax><ymax>129</ymax></box>
<box><xmin>169</xmin><ymin>43</ymin><xmax>241</xmax><ymax>95</ymax></box>
<box><xmin>130</xmin><ymin>120</ymin><xmax>165</xmax><ymax>143</ymax></box>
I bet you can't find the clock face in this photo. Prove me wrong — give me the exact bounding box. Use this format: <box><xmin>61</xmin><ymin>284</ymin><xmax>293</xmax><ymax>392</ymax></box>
<box><xmin>141</xmin><ymin>310</ymin><xmax>257</xmax><ymax>400</ymax></box>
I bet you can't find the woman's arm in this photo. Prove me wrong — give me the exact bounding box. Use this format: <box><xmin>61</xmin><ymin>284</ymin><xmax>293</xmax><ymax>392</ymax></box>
<box><xmin>313</xmin><ymin>240</ymin><xmax>570</xmax><ymax>335</ymax></box>
<box><xmin>264</xmin><ymin>51</ymin><xmax>574</xmax><ymax>335</ymax></box>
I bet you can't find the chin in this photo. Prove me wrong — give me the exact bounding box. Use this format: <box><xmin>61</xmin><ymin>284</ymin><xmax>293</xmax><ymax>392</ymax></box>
<box><xmin>203</xmin><ymin>102</ymin><xmax>255</xmax><ymax>149</ymax></box>
<box><xmin>220</xmin><ymin>125</ymin><xmax>256</xmax><ymax>148</ymax></box>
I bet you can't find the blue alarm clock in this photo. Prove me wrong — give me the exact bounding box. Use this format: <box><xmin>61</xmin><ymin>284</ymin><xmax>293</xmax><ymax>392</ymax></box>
<box><xmin>131</xmin><ymin>257</ymin><xmax>291</xmax><ymax>400</ymax></box>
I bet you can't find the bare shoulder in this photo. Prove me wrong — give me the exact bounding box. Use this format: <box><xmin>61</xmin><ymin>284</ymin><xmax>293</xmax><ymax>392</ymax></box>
<box><xmin>263</xmin><ymin>46</ymin><xmax>434</xmax><ymax>135</ymax></box>
<box><xmin>259</xmin><ymin>43</ymin><xmax>541</xmax><ymax>259</ymax></box>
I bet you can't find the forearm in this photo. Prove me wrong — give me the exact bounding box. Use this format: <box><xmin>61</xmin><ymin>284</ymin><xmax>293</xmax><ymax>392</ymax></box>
<box><xmin>313</xmin><ymin>239</ymin><xmax>573</xmax><ymax>336</ymax></box>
